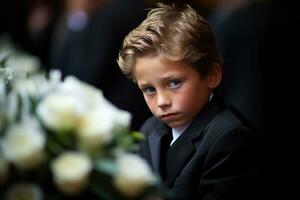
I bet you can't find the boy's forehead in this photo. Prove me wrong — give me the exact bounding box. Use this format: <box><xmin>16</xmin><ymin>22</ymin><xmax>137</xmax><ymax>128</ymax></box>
<box><xmin>135</xmin><ymin>55</ymin><xmax>193</xmax><ymax>70</ymax></box>
<box><xmin>134</xmin><ymin>56</ymin><xmax>198</xmax><ymax>82</ymax></box>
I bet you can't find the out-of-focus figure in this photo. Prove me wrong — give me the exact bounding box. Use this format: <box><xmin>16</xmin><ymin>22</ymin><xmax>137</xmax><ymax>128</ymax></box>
<box><xmin>0</xmin><ymin>0</ymin><xmax>61</xmax><ymax>67</ymax></box>
<box><xmin>49</xmin><ymin>0</ymin><xmax>151</xmax><ymax>129</ymax></box>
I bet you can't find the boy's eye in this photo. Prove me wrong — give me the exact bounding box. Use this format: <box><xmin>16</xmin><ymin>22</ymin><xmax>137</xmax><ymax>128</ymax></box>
<box><xmin>169</xmin><ymin>80</ymin><xmax>182</xmax><ymax>88</ymax></box>
<box><xmin>142</xmin><ymin>86</ymin><xmax>156</xmax><ymax>95</ymax></box>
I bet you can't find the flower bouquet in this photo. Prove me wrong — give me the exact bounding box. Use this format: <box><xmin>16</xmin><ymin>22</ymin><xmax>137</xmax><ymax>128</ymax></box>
<box><xmin>0</xmin><ymin>42</ymin><xmax>161</xmax><ymax>200</ymax></box>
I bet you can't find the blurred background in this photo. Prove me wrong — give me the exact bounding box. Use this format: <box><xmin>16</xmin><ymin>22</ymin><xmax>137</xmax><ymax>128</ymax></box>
<box><xmin>1</xmin><ymin>0</ymin><xmax>297</xmax><ymax>197</ymax></box>
<box><xmin>0</xmin><ymin>0</ymin><xmax>153</xmax><ymax>131</ymax></box>
<box><xmin>0</xmin><ymin>0</ymin><xmax>282</xmax><ymax>131</ymax></box>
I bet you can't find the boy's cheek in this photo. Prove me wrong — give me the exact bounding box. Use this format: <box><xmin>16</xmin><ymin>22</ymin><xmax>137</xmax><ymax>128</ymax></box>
<box><xmin>173</xmin><ymin>97</ymin><xmax>189</xmax><ymax>110</ymax></box>
<box><xmin>144</xmin><ymin>99</ymin><xmax>156</xmax><ymax>115</ymax></box>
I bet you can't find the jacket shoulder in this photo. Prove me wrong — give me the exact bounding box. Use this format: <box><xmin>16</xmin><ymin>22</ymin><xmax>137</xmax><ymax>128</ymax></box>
<box><xmin>208</xmin><ymin>106</ymin><xmax>255</xmax><ymax>134</ymax></box>
<box><xmin>199</xmin><ymin>107</ymin><xmax>258</xmax><ymax>149</ymax></box>
<box><xmin>140</xmin><ymin>116</ymin><xmax>163</xmax><ymax>135</ymax></box>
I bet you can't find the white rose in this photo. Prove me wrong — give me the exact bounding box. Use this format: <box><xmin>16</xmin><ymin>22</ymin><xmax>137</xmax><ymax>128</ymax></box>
<box><xmin>1</xmin><ymin>119</ymin><xmax>45</xmax><ymax>170</ymax></box>
<box><xmin>37</xmin><ymin>76</ymin><xmax>105</xmax><ymax>133</ymax></box>
<box><xmin>60</xmin><ymin>76</ymin><xmax>104</xmax><ymax>107</ymax></box>
<box><xmin>14</xmin><ymin>78</ymin><xmax>37</xmax><ymax>97</ymax></box>
<box><xmin>48</xmin><ymin>70</ymin><xmax>62</xmax><ymax>85</ymax></box>
<box><xmin>5</xmin><ymin>90</ymin><xmax>19</xmax><ymax>123</ymax></box>
<box><xmin>1</xmin><ymin>83</ymin><xmax>18</xmax><ymax>131</ymax></box>
<box><xmin>114</xmin><ymin>153</ymin><xmax>155</xmax><ymax>197</ymax></box>
<box><xmin>6</xmin><ymin>54</ymin><xmax>40</xmax><ymax>74</ymax></box>
<box><xmin>13</xmin><ymin>73</ymin><xmax>59</xmax><ymax>99</ymax></box>
<box><xmin>77</xmin><ymin>109</ymin><xmax>113</xmax><ymax>148</ymax></box>
<box><xmin>66</xmin><ymin>76</ymin><xmax>130</xmax><ymax>148</ymax></box>
<box><xmin>51</xmin><ymin>151</ymin><xmax>92</xmax><ymax>195</ymax></box>
<box><xmin>78</xmin><ymin>99</ymin><xmax>131</xmax><ymax>148</ymax></box>
<box><xmin>101</xmin><ymin>98</ymin><xmax>132</xmax><ymax>133</ymax></box>
<box><xmin>37</xmin><ymin>92</ymin><xmax>85</xmax><ymax>132</ymax></box>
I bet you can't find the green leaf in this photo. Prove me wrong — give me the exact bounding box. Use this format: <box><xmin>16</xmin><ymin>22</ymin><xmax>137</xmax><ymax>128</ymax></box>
<box><xmin>94</xmin><ymin>158</ymin><xmax>117</xmax><ymax>176</ymax></box>
<box><xmin>130</xmin><ymin>131</ymin><xmax>145</xmax><ymax>141</ymax></box>
<box><xmin>46</xmin><ymin>138</ymin><xmax>65</xmax><ymax>156</ymax></box>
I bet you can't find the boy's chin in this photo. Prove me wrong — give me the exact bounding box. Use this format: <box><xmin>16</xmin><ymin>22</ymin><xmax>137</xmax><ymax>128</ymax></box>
<box><xmin>164</xmin><ymin>121</ymin><xmax>189</xmax><ymax>129</ymax></box>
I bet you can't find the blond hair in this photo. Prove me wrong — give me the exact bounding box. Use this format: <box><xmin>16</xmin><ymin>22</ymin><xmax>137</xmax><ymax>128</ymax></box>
<box><xmin>117</xmin><ymin>3</ymin><xmax>222</xmax><ymax>81</ymax></box>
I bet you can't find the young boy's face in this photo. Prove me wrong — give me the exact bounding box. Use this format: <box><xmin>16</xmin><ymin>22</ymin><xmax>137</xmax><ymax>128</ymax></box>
<box><xmin>134</xmin><ymin>55</ymin><xmax>214</xmax><ymax>128</ymax></box>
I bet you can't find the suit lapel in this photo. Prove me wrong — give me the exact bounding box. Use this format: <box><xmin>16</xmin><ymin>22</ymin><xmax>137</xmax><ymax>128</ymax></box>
<box><xmin>189</xmin><ymin>94</ymin><xmax>226</xmax><ymax>140</ymax></box>
<box><xmin>165</xmin><ymin>131</ymin><xmax>194</xmax><ymax>187</ymax></box>
<box><xmin>164</xmin><ymin>94</ymin><xmax>227</xmax><ymax>187</ymax></box>
<box><xmin>148</xmin><ymin>125</ymin><xmax>169</xmax><ymax>174</ymax></box>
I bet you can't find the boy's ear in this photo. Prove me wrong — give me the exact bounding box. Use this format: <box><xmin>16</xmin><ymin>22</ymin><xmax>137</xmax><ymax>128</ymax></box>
<box><xmin>207</xmin><ymin>63</ymin><xmax>222</xmax><ymax>89</ymax></box>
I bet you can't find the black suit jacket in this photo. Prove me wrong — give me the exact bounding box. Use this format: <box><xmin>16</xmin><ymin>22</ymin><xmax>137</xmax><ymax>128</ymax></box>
<box><xmin>139</xmin><ymin>95</ymin><xmax>265</xmax><ymax>200</ymax></box>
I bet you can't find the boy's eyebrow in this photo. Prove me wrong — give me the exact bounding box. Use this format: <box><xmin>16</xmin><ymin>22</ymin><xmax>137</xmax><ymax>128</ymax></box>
<box><xmin>160</xmin><ymin>73</ymin><xmax>183</xmax><ymax>81</ymax></box>
<box><xmin>138</xmin><ymin>74</ymin><xmax>182</xmax><ymax>87</ymax></box>
<box><xmin>137</xmin><ymin>82</ymin><xmax>151</xmax><ymax>89</ymax></box>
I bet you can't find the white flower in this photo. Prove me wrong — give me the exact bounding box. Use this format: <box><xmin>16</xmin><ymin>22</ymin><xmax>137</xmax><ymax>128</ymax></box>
<box><xmin>37</xmin><ymin>92</ymin><xmax>85</xmax><ymax>132</ymax></box>
<box><xmin>114</xmin><ymin>153</ymin><xmax>155</xmax><ymax>197</ymax></box>
<box><xmin>100</xmin><ymin>98</ymin><xmax>132</xmax><ymax>133</ymax></box>
<box><xmin>0</xmin><ymin>66</ymin><xmax>159</xmax><ymax>198</ymax></box>
<box><xmin>5</xmin><ymin>54</ymin><xmax>40</xmax><ymax>75</ymax></box>
<box><xmin>77</xmin><ymin>109</ymin><xmax>113</xmax><ymax>148</ymax></box>
<box><xmin>51</xmin><ymin>151</ymin><xmax>92</xmax><ymax>195</ymax></box>
<box><xmin>60</xmin><ymin>76</ymin><xmax>104</xmax><ymax>107</ymax></box>
<box><xmin>1</xmin><ymin>119</ymin><xmax>45</xmax><ymax>170</ymax></box>
<box><xmin>13</xmin><ymin>73</ymin><xmax>58</xmax><ymax>99</ymax></box>
<box><xmin>37</xmin><ymin>76</ymin><xmax>104</xmax><ymax>133</ymax></box>
<box><xmin>37</xmin><ymin>75</ymin><xmax>131</xmax><ymax>147</ymax></box>
<box><xmin>48</xmin><ymin>70</ymin><xmax>62</xmax><ymax>89</ymax></box>
<box><xmin>4</xmin><ymin>90</ymin><xmax>19</xmax><ymax>124</ymax></box>
<box><xmin>14</xmin><ymin>78</ymin><xmax>38</xmax><ymax>97</ymax></box>
<box><xmin>77</xmin><ymin>103</ymin><xmax>131</xmax><ymax>148</ymax></box>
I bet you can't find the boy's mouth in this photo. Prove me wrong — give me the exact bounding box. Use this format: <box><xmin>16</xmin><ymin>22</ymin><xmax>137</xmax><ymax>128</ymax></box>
<box><xmin>159</xmin><ymin>113</ymin><xmax>179</xmax><ymax>121</ymax></box>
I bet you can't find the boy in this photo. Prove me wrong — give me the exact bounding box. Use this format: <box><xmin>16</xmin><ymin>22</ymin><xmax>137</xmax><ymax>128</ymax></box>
<box><xmin>117</xmin><ymin>3</ymin><xmax>264</xmax><ymax>200</ymax></box>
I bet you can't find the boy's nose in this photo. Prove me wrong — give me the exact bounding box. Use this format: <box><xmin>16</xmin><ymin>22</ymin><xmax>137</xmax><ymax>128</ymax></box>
<box><xmin>157</xmin><ymin>92</ymin><xmax>171</xmax><ymax>109</ymax></box>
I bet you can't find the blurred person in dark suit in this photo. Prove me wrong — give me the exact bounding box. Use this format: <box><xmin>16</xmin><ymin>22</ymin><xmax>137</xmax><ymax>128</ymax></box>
<box><xmin>49</xmin><ymin>0</ymin><xmax>151</xmax><ymax>130</ymax></box>
<box><xmin>205</xmin><ymin>0</ymin><xmax>266</xmax><ymax>135</ymax></box>
<box><xmin>0</xmin><ymin>0</ymin><xmax>61</xmax><ymax>66</ymax></box>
